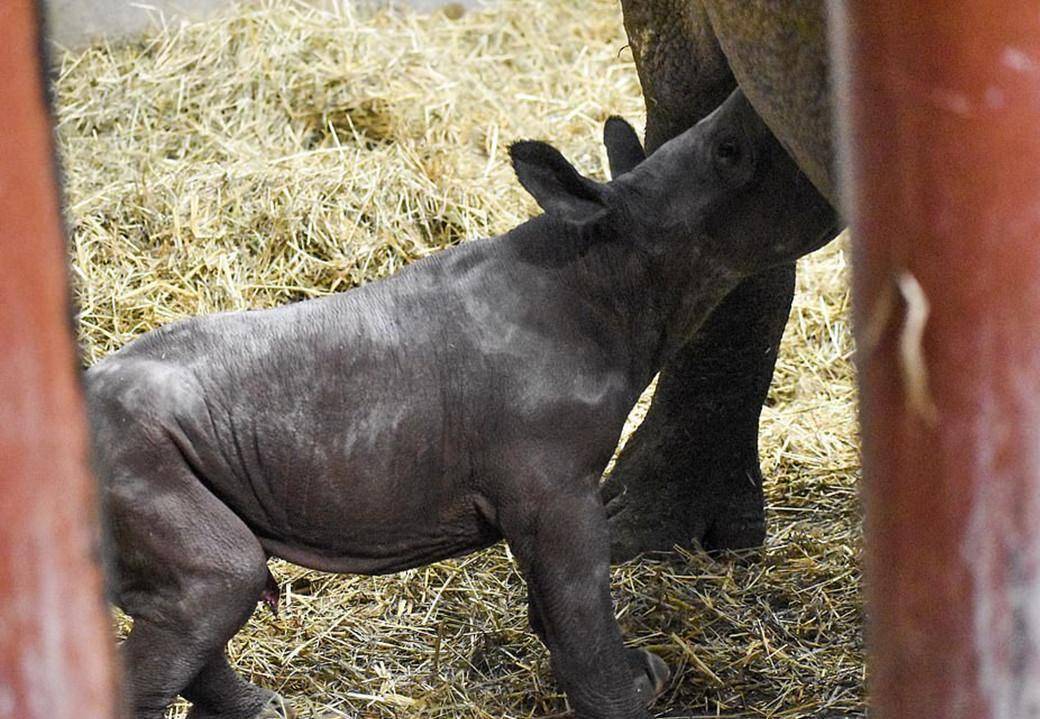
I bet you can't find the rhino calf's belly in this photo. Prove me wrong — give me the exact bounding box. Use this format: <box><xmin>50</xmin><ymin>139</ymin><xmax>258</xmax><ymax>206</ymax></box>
<box><xmin>182</xmin><ymin>436</ymin><xmax>504</xmax><ymax>575</ymax></box>
<box><xmin>256</xmin><ymin>518</ymin><xmax>503</xmax><ymax>576</ymax></box>
<box><xmin>242</xmin><ymin>473</ymin><xmax>504</xmax><ymax>575</ymax></box>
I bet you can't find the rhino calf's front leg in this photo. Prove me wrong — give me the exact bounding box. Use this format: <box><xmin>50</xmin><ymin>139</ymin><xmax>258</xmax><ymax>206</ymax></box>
<box><xmin>506</xmin><ymin>480</ymin><xmax>669</xmax><ymax>718</ymax></box>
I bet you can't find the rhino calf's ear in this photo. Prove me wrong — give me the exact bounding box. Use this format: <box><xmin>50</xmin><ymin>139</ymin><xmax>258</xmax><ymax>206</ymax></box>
<box><xmin>510</xmin><ymin>140</ymin><xmax>611</xmax><ymax>226</ymax></box>
<box><xmin>603</xmin><ymin>116</ymin><xmax>645</xmax><ymax>178</ymax></box>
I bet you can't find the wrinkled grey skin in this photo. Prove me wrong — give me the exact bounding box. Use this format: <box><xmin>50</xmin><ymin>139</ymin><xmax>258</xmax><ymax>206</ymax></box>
<box><xmin>87</xmin><ymin>89</ymin><xmax>835</xmax><ymax>719</ymax></box>
<box><xmin>605</xmin><ymin>0</ymin><xmax>837</xmax><ymax>560</ymax></box>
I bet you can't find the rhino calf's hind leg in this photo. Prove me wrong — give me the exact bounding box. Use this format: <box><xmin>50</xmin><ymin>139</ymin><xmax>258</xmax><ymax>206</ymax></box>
<box><xmin>104</xmin><ymin>451</ymin><xmax>276</xmax><ymax>719</ymax></box>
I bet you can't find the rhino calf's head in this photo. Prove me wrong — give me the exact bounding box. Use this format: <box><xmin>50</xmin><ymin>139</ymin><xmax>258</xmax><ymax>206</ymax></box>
<box><xmin>511</xmin><ymin>89</ymin><xmax>838</xmax><ymax>281</ymax></box>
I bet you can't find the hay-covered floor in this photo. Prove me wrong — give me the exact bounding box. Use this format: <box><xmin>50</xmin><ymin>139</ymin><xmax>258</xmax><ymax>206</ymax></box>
<box><xmin>55</xmin><ymin>0</ymin><xmax>864</xmax><ymax>716</ymax></box>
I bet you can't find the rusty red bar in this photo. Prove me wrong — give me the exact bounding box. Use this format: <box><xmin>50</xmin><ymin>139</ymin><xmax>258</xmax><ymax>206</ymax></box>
<box><xmin>830</xmin><ymin>2</ymin><xmax>1040</xmax><ymax>717</ymax></box>
<box><xmin>0</xmin><ymin>2</ymin><xmax>121</xmax><ymax>718</ymax></box>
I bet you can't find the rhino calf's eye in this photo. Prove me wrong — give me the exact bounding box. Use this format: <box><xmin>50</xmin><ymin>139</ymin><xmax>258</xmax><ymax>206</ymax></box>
<box><xmin>715</xmin><ymin>139</ymin><xmax>742</xmax><ymax>166</ymax></box>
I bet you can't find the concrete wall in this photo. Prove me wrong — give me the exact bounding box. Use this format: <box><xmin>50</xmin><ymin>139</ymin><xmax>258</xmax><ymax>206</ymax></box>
<box><xmin>45</xmin><ymin>0</ymin><xmax>485</xmax><ymax>49</ymax></box>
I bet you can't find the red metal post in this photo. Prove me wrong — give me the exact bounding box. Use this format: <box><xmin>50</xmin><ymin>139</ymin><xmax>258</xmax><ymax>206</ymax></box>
<box><xmin>0</xmin><ymin>2</ymin><xmax>121</xmax><ymax>718</ymax></box>
<box><xmin>831</xmin><ymin>2</ymin><xmax>1040</xmax><ymax>717</ymax></box>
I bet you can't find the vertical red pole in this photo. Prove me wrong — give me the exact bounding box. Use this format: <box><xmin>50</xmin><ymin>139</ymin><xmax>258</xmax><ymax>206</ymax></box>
<box><xmin>0</xmin><ymin>2</ymin><xmax>121</xmax><ymax>718</ymax></box>
<box><xmin>831</xmin><ymin>2</ymin><xmax>1040</xmax><ymax>717</ymax></box>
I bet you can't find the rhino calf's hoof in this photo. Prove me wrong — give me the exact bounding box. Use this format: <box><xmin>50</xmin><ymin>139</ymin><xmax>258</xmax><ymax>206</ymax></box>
<box><xmin>629</xmin><ymin>648</ymin><xmax>671</xmax><ymax>705</ymax></box>
<box><xmin>255</xmin><ymin>693</ymin><xmax>296</xmax><ymax>719</ymax></box>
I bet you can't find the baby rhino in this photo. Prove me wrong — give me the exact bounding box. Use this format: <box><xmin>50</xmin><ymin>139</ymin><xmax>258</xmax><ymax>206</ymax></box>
<box><xmin>87</xmin><ymin>88</ymin><xmax>835</xmax><ymax>719</ymax></box>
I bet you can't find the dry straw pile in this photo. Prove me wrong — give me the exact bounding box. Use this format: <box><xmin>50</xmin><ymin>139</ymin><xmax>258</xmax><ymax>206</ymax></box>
<box><xmin>55</xmin><ymin>0</ymin><xmax>863</xmax><ymax>716</ymax></box>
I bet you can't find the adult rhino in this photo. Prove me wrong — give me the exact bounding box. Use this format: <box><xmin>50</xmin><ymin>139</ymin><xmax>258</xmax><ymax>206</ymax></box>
<box><xmin>604</xmin><ymin>0</ymin><xmax>838</xmax><ymax>559</ymax></box>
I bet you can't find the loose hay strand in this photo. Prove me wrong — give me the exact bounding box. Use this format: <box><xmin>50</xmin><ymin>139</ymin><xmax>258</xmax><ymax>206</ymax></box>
<box><xmin>55</xmin><ymin>1</ymin><xmax>864</xmax><ymax>716</ymax></box>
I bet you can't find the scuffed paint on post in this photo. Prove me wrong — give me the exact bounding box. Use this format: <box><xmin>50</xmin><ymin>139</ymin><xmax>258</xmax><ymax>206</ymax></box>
<box><xmin>830</xmin><ymin>2</ymin><xmax>1040</xmax><ymax>717</ymax></box>
<box><xmin>0</xmin><ymin>2</ymin><xmax>121</xmax><ymax>718</ymax></box>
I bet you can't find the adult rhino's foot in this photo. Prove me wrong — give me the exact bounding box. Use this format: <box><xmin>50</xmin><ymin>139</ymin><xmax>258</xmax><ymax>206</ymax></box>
<box><xmin>603</xmin><ymin>265</ymin><xmax>796</xmax><ymax>562</ymax></box>
<box><xmin>603</xmin><ymin>407</ymin><xmax>765</xmax><ymax>561</ymax></box>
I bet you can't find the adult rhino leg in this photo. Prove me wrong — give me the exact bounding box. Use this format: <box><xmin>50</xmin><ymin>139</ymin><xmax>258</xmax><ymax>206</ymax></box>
<box><xmin>606</xmin><ymin>0</ymin><xmax>798</xmax><ymax>558</ymax></box>
<box><xmin>604</xmin><ymin>265</ymin><xmax>794</xmax><ymax>558</ymax></box>
<box><xmin>620</xmin><ymin>0</ymin><xmax>735</xmax><ymax>148</ymax></box>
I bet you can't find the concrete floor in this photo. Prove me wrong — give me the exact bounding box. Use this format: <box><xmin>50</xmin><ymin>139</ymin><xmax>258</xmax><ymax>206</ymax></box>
<box><xmin>45</xmin><ymin>0</ymin><xmax>484</xmax><ymax>48</ymax></box>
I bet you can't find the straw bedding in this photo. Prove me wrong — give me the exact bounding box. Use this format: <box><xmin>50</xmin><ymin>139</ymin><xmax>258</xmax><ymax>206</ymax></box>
<box><xmin>54</xmin><ymin>0</ymin><xmax>864</xmax><ymax>715</ymax></box>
